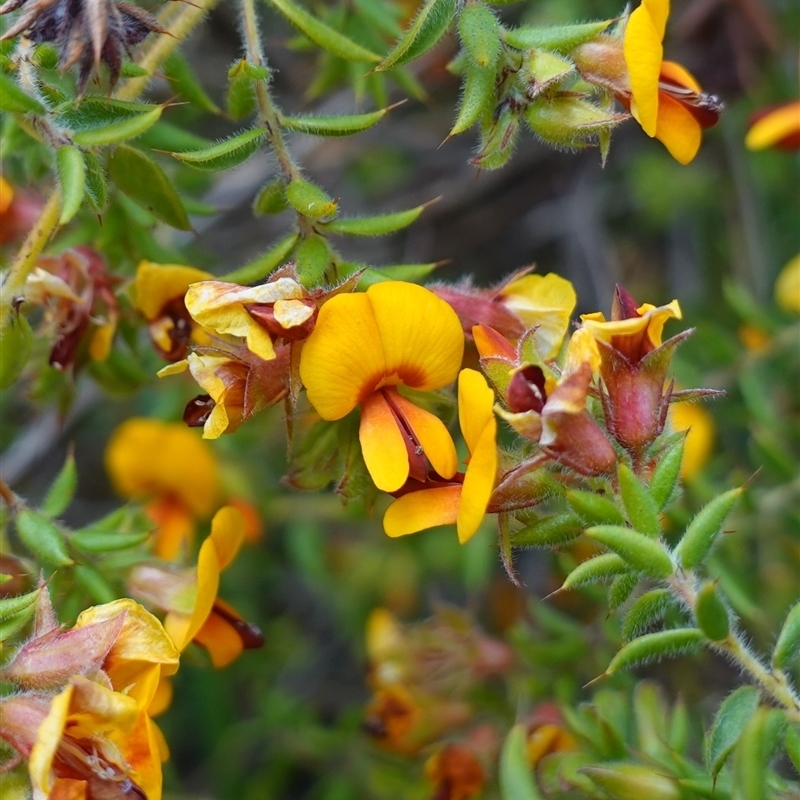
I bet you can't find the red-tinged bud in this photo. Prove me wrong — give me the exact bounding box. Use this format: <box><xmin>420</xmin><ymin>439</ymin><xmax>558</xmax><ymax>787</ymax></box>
<box><xmin>506</xmin><ymin>365</ymin><xmax>547</xmax><ymax>413</ymax></box>
<box><xmin>543</xmin><ymin>406</ymin><xmax>618</xmax><ymax>476</ymax></box>
<box><xmin>433</xmin><ymin>284</ymin><xmax>523</xmax><ymax>340</ymax></box>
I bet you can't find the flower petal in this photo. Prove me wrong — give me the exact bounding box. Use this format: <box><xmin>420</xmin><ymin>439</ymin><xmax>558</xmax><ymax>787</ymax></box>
<box><xmin>369</xmin><ymin>282</ymin><xmax>464</xmax><ymax>391</ymax></box>
<box><xmin>624</xmin><ymin>1</ymin><xmax>665</xmax><ymax>136</ymax></box>
<box><xmin>775</xmin><ymin>254</ymin><xmax>800</xmax><ymax>314</ymax></box>
<box><xmin>29</xmin><ymin>684</ymin><xmax>73</xmax><ymax>795</ymax></box>
<box><xmin>134</xmin><ymin>262</ymin><xmax>212</xmax><ymax>321</ymax></box>
<box><xmin>655</xmin><ymin>94</ymin><xmax>702</xmax><ymax>164</ymax></box>
<box><xmin>383</xmin><ymin>486</ymin><xmax>461</xmax><ymax>537</ymax></box>
<box><xmin>300</xmin><ymin>291</ymin><xmax>386</xmax><ymax>420</ymax></box>
<box><xmin>360</xmin><ymin>392</ymin><xmax>409</xmax><ymax>492</ymax></box>
<box><xmin>660</xmin><ymin>59</ymin><xmax>701</xmax><ymax>93</ymax></box>
<box><xmin>147</xmin><ymin>497</ymin><xmax>195</xmax><ymax>560</ymax></box>
<box><xmin>457</xmin><ymin>418</ymin><xmax>497</xmax><ymax>544</ymax></box>
<box><xmin>746</xmin><ymin>101</ymin><xmax>800</xmax><ymax>150</ymax></box>
<box><xmin>458</xmin><ymin>369</ymin><xmax>495</xmax><ymax>454</ymax></box>
<box><xmin>209</xmin><ymin>506</ymin><xmax>245</xmax><ymax>571</ymax></box>
<box><xmin>0</xmin><ymin>175</ymin><xmax>13</xmax><ymax>214</ymax></box>
<box><xmin>193</xmin><ymin>612</ymin><xmax>244</xmax><ymax>668</ymax></box>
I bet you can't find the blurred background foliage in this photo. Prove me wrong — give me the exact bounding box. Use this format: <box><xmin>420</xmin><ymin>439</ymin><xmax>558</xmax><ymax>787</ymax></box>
<box><xmin>1</xmin><ymin>0</ymin><xmax>798</xmax><ymax>796</ymax></box>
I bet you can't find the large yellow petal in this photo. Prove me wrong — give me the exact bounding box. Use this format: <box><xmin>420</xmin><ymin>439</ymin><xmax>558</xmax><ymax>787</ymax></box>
<box><xmin>746</xmin><ymin>101</ymin><xmax>800</xmax><ymax>150</ymax></box>
<box><xmin>30</xmin><ymin>684</ymin><xmax>73</xmax><ymax>795</ymax></box>
<box><xmin>369</xmin><ymin>282</ymin><xmax>464</xmax><ymax>391</ymax></box>
<box><xmin>209</xmin><ymin>505</ymin><xmax>245</xmax><ymax>571</ymax></box>
<box><xmin>390</xmin><ymin>391</ymin><xmax>458</xmax><ymax>480</ymax></box>
<box><xmin>642</xmin><ymin>0</ymin><xmax>669</xmax><ymax>41</ymax></box>
<box><xmin>624</xmin><ymin>1</ymin><xmax>665</xmax><ymax>136</ymax></box>
<box><xmin>134</xmin><ymin>262</ymin><xmax>212</xmax><ymax>321</ymax></box>
<box><xmin>457</xmin><ymin>418</ymin><xmax>497</xmax><ymax>544</ymax></box>
<box><xmin>359</xmin><ymin>392</ymin><xmax>409</xmax><ymax>492</ymax></box>
<box><xmin>655</xmin><ymin>94</ymin><xmax>702</xmax><ymax>164</ymax></box>
<box><xmin>458</xmin><ymin>369</ymin><xmax>495</xmax><ymax>454</ymax></box>
<box><xmin>383</xmin><ymin>486</ymin><xmax>461</xmax><ymax>537</ymax></box>
<box><xmin>300</xmin><ymin>292</ymin><xmax>386</xmax><ymax>420</ymax></box>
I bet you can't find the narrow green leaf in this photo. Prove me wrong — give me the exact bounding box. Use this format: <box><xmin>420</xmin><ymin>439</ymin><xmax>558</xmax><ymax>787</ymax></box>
<box><xmin>674</xmin><ymin>487</ymin><xmax>743</xmax><ymax>570</ymax></box>
<box><xmin>511</xmin><ymin>512</ymin><xmax>583</xmax><ymax>548</ymax></box>
<box><xmin>0</xmin><ymin>71</ymin><xmax>45</xmax><ymax>114</ymax></box>
<box><xmin>617</xmin><ymin>463</ymin><xmax>661</xmax><ymax>537</ymax></box>
<box><xmin>71</xmin><ymin>528</ymin><xmax>151</xmax><ymax>552</ymax></box>
<box><xmin>458</xmin><ymin>2</ymin><xmax>501</xmax><ymax>68</ymax></box>
<box><xmin>621</xmin><ymin>588</ymin><xmax>673</xmax><ymax>641</ymax></box>
<box><xmin>82</xmin><ymin>151</ymin><xmax>108</xmax><ymax>213</ymax></box>
<box><xmin>56</xmin><ymin>146</ymin><xmax>86</xmax><ymax>224</ymax></box>
<box><xmin>164</xmin><ymin>51</ymin><xmax>220</xmax><ymax>114</ymax></box>
<box><xmin>264</xmin><ymin>0</ymin><xmax>381</xmax><ymax>62</ymax></box>
<box><xmin>377</xmin><ymin>0</ymin><xmax>456</xmax><ymax>71</ymax></box>
<box><xmin>282</xmin><ymin>107</ymin><xmax>392</xmax><ymax>137</ymax></box>
<box><xmin>356</xmin><ymin>262</ymin><xmax>440</xmax><ymax>288</ymax></box>
<box><xmin>322</xmin><ymin>202</ymin><xmax>429</xmax><ymax>236</ymax></box>
<box><xmin>561</xmin><ymin>553</ymin><xmax>627</xmax><ymax>591</ymax></box>
<box><xmin>772</xmin><ymin>600</ymin><xmax>800</xmax><ymax>670</ymax></box>
<box><xmin>0</xmin><ymin>313</ymin><xmax>33</xmax><ymax>390</ymax></box>
<box><xmin>108</xmin><ymin>145</ymin><xmax>192</xmax><ymax>231</ymax></box>
<box><xmin>607</xmin><ymin>572</ymin><xmax>638</xmax><ymax>613</ymax></box>
<box><xmin>16</xmin><ymin>509</ymin><xmax>73</xmax><ymax>566</ymax></box>
<box><xmin>74</xmin><ymin>564</ymin><xmax>117</xmax><ymax>604</ymax></box>
<box><xmin>41</xmin><ymin>452</ymin><xmax>77</xmax><ymax>517</ymax></box>
<box><xmin>0</xmin><ymin>603</ymin><xmax>37</xmax><ymax>642</ymax></box>
<box><xmin>221</xmin><ymin>233</ymin><xmax>299</xmax><ymax>283</ymax></box>
<box><xmin>121</xmin><ymin>61</ymin><xmax>150</xmax><ymax>78</ymax></box>
<box><xmin>227</xmin><ymin>61</ymin><xmax>257</xmax><ymax>120</ymax></box>
<box><xmin>567</xmin><ymin>490</ymin><xmax>624</xmax><ymax>526</ymax></box>
<box><xmin>582</xmin><ymin>765</ymin><xmax>679</xmax><ymax>799</ymax></box>
<box><xmin>0</xmin><ymin>587</ymin><xmax>41</xmax><ymax>620</ymax></box>
<box><xmin>72</xmin><ymin>106</ymin><xmax>162</xmax><ymax>146</ymax></box>
<box><xmin>138</xmin><ymin>121</ymin><xmax>212</xmax><ymax>153</ymax></box>
<box><xmin>450</xmin><ymin>61</ymin><xmax>496</xmax><ymax>136</ymax></box>
<box><xmin>295</xmin><ymin>235</ymin><xmax>331</xmax><ymax>287</ymax></box>
<box><xmin>732</xmin><ymin>707</ymin><xmax>785</xmax><ymax>800</ymax></box>
<box><xmin>54</xmin><ymin>96</ymin><xmax>154</xmax><ymax>130</ymax></box>
<box><xmin>585</xmin><ymin>525</ymin><xmax>673</xmax><ymax>579</ymax></box>
<box><xmin>503</xmin><ymin>20</ymin><xmax>612</xmax><ymax>52</ymax></box>
<box><xmin>499</xmin><ymin>724</ymin><xmax>542</xmax><ymax>800</ymax></box>
<box><xmin>286</xmin><ymin>178</ymin><xmax>337</xmax><ymax>219</ymax></box>
<box><xmin>170</xmin><ymin>127</ymin><xmax>265</xmax><ymax>172</ymax></box>
<box><xmin>695</xmin><ymin>581</ymin><xmax>730</xmax><ymax>641</ymax></box>
<box><xmin>649</xmin><ymin>437</ymin><xmax>685</xmax><ymax>509</ymax></box>
<box><xmin>606</xmin><ymin>628</ymin><xmax>704</xmax><ymax>675</ymax></box>
<box><xmin>705</xmin><ymin>686</ymin><xmax>760</xmax><ymax>778</ymax></box>
<box><xmin>785</xmin><ymin>724</ymin><xmax>800</xmax><ymax>775</ymax></box>
<box><xmin>253</xmin><ymin>179</ymin><xmax>289</xmax><ymax>215</ymax></box>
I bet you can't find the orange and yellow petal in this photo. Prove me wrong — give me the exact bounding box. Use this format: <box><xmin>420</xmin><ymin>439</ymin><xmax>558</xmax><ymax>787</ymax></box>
<box><xmin>654</xmin><ymin>93</ymin><xmax>702</xmax><ymax>164</ymax></box>
<box><xmin>660</xmin><ymin>60</ymin><xmax>701</xmax><ymax>93</ymax></box>
<box><xmin>300</xmin><ymin>291</ymin><xmax>387</xmax><ymax>420</ymax></box>
<box><xmin>457</xmin><ymin>369</ymin><xmax>495</xmax><ymax>454</ymax></box>
<box><xmin>580</xmin><ymin>300</ymin><xmax>681</xmax><ymax>348</ymax></box>
<box><xmin>473</xmin><ymin>324</ymin><xmax>517</xmax><ymax>360</ymax></box>
<box><xmin>208</xmin><ymin>505</ymin><xmax>245</xmax><ymax>570</ymax></box>
<box><xmin>88</xmin><ymin>318</ymin><xmax>116</xmax><ymax>361</ymax></box>
<box><xmin>775</xmin><ymin>254</ymin><xmax>800</xmax><ymax>314</ymax></box>
<box><xmin>624</xmin><ymin>0</ymin><xmax>667</xmax><ymax>136</ymax></box>
<box><xmin>383</xmin><ymin>485</ymin><xmax>462</xmax><ymax>537</ymax></box>
<box><xmin>147</xmin><ymin>496</ymin><xmax>196</xmax><ymax>561</ymax></box>
<box><xmin>746</xmin><ymin>101</ymin><xmax>800</xmax><ymax>150</ymax></box>
<box><xmin>457</xmin><ymin>420</ymin><xmax>496</xmax><ymax>544</ymax></box>
<box><xmin>148</xmin><ymin>675</ymin><xmax>173</xmax><ymax>717</ymax></box>
<box><xmin>368</xmin><ymin>282</ymin><xmax>464</xmax><ymax>392</ymax></box>
<box><xmin>29</xmin><ymin>684</ymin><xmax>73</xmax><ymax>795</ymax></box>
<box><xmin>50</xmin><ymin>779</ymin><xmax>87</xmax><ymax>800</ymax></box>
<box><xmin>360</xmin><ymin>391</ymin><xmax>410</xmax><ymax>492</ymax></box>
<box><xmin>193</xmin><ymin>612</ymin><xmax>244</xmax><ymax>668</ymax></box>
<box><xmin>0</xmin><ymin>175</ymin><xmax>14</xmax><ymax>214</ymax></box>
<box><xmin>134</xmin><ymin>262</ymin><xmax>212</xmax><ymax>321</ymax></box>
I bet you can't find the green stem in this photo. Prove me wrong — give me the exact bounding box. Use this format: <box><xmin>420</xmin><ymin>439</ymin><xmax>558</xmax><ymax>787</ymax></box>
<box><xmin>0</xmin><ymin>189</ymin><xmax>61</xmax><ymax>334</ymax></box>
<box><xmin>669</xmin><ymin>571</ymin><xmax>800</xmax><ymax>721</ymax></box>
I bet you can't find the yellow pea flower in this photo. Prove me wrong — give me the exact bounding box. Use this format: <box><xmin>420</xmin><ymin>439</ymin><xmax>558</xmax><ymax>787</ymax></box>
<box><xmin>669</xmin><ymin>400</ymin><xmax>715</xmax><ymax>480</ymax></box>
<box><xmin>300</xmin><ymin>282</ymin><xmax>464</xmax><ymax>493</ymax></box>
<box><xmin>775</xmin><ymin>254</ymin><xmax>800</xmax><ymax>314</ymax></box>
<box><xmin>745</xmin><ymin>101</ymin><xmax>800</xmax><ymax>151</ymax></box>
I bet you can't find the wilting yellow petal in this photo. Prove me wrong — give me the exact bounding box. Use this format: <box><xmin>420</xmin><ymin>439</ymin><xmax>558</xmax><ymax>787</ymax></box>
<box><xmin>134</xmin><ymin>262</ymin><xmax>212</xmax><ymax>321</ymax></box>
<box><xmin>498</xmin><ymin>273</ymin><xmax>577</xmax><ymax>359</ymax></box>
<box><xmin>360</xmin><ymin>392</ymin><xmax>409</xmax><ymax>492</ymax></box>
<box><xmin>670</xmin><ymin>400</ymin><xmax>714</xmax><ymax>480</ymax></box>
<box><xmin>209</xmin><ymin>505</ymin><xmax>245</xmax><ymax>571</ymax></box>
<box><xmin>390</xmin><ymin>391</ymin><xmax>458</xmax><ymax>480</ymax></box>
<box><xmin>746</xmin><ymin>101</ymin><xmax>800</xmax><ymax>150</ymax></box>
<box><xmin>369</xmin><ymin>282</ymin><xmax>464</xmax><ymax>392</ymax></box>
<box><xmin>775</xmin><ymin>254</ymin><xmax>800</xmax><ymax>313</ymax></box>
<box><xmin>564</xmin><ymin>327</ymin><xmax>601</xmax><ymax>375</ymax></box>
<box><xmin>655</xmin><ymin>94</ymin><xmax>702</xmax><ymax>164</ymax></box>
<box><xmin>300</xmin><ymin>291</ymin><xmax>386</xmax><ymax>420</ymax></box>
<box><xmin>383</xmin><ymin>486</ymin><xmax>461</xmax><ymax>537</ymax></box>
<box><xmin>0</xmin><ymin>175</ymin><xmax>13</xmax><ymax>214</ymax></box>
<box><xmin>193</xmin><ymin>613</ymin><xmax>244</xmax><ymax>668</ymax></box>
<box><xmin>30</xmin><ymin>684</ymin><xmax>73</xmax><ymax>795</ymax></box>
<box><xmin>458</xmin><ymin>369</ymin><xmax>495</xmax><ymax>454</ymax></box>
<box><xmin>273</xmin><ymin>298</ymin><xmax>315</xmax><ymax>328</ymax></box>
<box><xmin>624</xmin><ymin>0</ymin><xmax>665</xmax><ymax>136</ymax></box>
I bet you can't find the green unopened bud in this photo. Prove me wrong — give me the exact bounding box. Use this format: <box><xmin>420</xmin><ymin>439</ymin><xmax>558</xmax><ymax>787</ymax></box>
<box><xmin>582</xmin><ymin>764</ymin><xmax>680</xmax><ymax>800</ymax></box>
<box><xmin>295</xmin><ymin>234</ymin><xmax>332</xmax><ymax>287</ymax></box>
<box><xmin>286</xmin><ymin>178</ymin><xmax>337</xmax><ymax>220</ymax></box>
<box><xmin>695</xmin><ymin>581</ymin><xmax>730</xmax><ymax>641</ymax></box>
<box><xmin>472</xmin><ymin>107</ymin><xmax>519</xmax><ymax>169</ymax></box>
<box><xmin>0</xmin><ymin>312</ymin><xmax>33</xmax><ymax>390</ymax></box>
<box><xmin>253</xmin><ymin>179</ymin><xmax>289</xmax><ymax>215</ymax></box>
<box><xmin>525</xmin><ymin>95</ymin><xmax>626</xmax><ymax>148</ymax></box>
<box><xmin>520</xmin><ymin>48</ymin><xmax>574</xmax><ymax>97</ymax></box>
<box><xmin>458</xmin><ymin>2</ymin><xmax>501</xmax><ymax>68</ymax></box>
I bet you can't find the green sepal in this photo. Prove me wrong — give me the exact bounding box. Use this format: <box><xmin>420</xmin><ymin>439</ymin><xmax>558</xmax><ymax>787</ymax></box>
<box><xmin>170</xmin><ymin>127</ymin><xmax>266</xmax><ymax>172</ymax></box>
<box><xmin>108</xmin><ymin>145</ymin><xmax>192</xmax><ymax>231</ymax></box>
<box><xmin>253</xmin><ymin>179</ymin><xmax>289</xmax><ymax>215</ymax></box>
<box><xmin>458</xmin><ymin>2</ymin><xmax>501</xmax><ymax>69</ymax></box>
<box><xmin>282</xmin><ymin>107</ymin><xmax>393</xmax><ymax>137</ymax></box>
<box><xmin>286</xmin><ymin>178</ymin><xmax>337</xmax><ymax>219</ymax></box>
<box><xmin>72</xmin><ymin>106</ymin><xmax>162</xmax><ymax>146</ymax></box>
<box><xmin>499</xmin><ymin>724</ymin><xmax>543</xmax><ymax>799</ymax></box>
<box><xmin>704</xmin><ymin>686</ymin><xmax>760</xmax><ymax>779</ymax></box>
<box><xmin>503</xmin><ymin>21</ymin><xmax>613</xmax><ymax>53</ymax></box>
<box><xmin>582</xmin><ymin>764</ymin><xmax>679</xmax><ymax>800</ymax></box>
<box><xmin>526</xmin><ymin>95</ymin><xmax>625</xmax><ymax>148</ymax></box>
<box><xmin>649</xmin><ymin>436</ymin><xmax>685</xmax><ymax>509</ymax></box>
<box><xmin>617</xmin><ymin>462</ymin><xmax>660</xmax><ymax>537</ymax></box>
<box><xmin>567</xmin><ymin>489</ymin><xmax>624</xmax><ymax>526</ymax></box>
<box><xmin>673</xmin><ymin>487</ymin><xmax>743</xmax><ymax>570</ymax></box>
<box><xmin>472</xmin><ymin>107</ymin><xmax>519</xmax><ymax>169</ymax></box>
<box><xmin>561</xmin><ymin>552</ymin><xmax>627</xmax><ymax>591</ymax></box>
<box><xmin>519</xmin><ymin>48</ymin><xmax>574</xmax><ymax>97</ymax></box>
<box><xmin>511</xmin><ymin>512</ymin><xmax>583</xmax><ymax>548</ymax></box>
<box><xmin>0</xmin><ymin>71</ymin><xmax>46</xmax><ymax>114</ymax></box>
<box><xmin>264</xmin><ymin>0</ymin><xmax>381</xmax><ymax>62</ymax></box>
<box><xmin>584</xmin><ymin>525</ymin><xmax>673</xmax><ymax>579</ymax></box>
<box><xmin>621</xmin><ymin>588</ymin><xmax>673</xmax><ymax>641</ymax></box>
<box><xmin>226</xmin><ymin>63</ymin><xmax>256</xmax><ymax>120</ymax></box>
<box><xmin>772</xmin><ymin>600</ymin><xmax>800</xmax><ymax>670</ymax></box>
<box><xmin>377</xmin><ymin>0</ymin><xmax>456</xmax><ymax>71</ymax></box>
<box><xmin>221</xmin><ymin>233</ymin><xmax>299</xmax><ymax>283</ymax></box>
<box><xmin>606</xmin><ymin>628</ymin><xmax>704</xmax><ymax>675</ymax></box>
<box><xmin>694</xmin><ymin>581</ymin><xmax>730</xmax><ymax>641</ymax></box>
<box><xmin>450</xmin><ymin>61</ymin><xmax>496</xmax><ymax>136</ymax></box>
<box><xmin>16</xmin><ymin>509</ymin><xmax>73</xmax><ymax>566</ymax></box>
<box><xmin>56</xmin><ymin>145</ymin><xmax>86</xmax><ymax>224</ymax></box>
<box><xmin>41</xmin><ymin>451</ymin><xmax>77</xmax><ymax>518</ymax></box>
<box><xmin>322</xmin><ymin>202</ymin><xmax>429</xmax><ymax>236</ymax></box>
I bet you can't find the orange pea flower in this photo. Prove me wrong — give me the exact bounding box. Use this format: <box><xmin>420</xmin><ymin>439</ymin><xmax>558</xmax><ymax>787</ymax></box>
<box><xmin>299</xmin><ymin>282</ymin><xmax>464</xmax><ymax>493</ymax></box>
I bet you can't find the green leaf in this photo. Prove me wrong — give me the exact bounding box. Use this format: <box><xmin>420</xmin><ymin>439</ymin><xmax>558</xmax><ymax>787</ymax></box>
<box><xmin>732</xmin><ymin>707</ymin><xmax>784</xmax><ymax>800</ymax></box>
<box><xmin>511</xmin><ymin>512</ymin><xmax>583</xmax><ymax>547</ymax></box>
<box><xmin>164</xmin><ymin>51</ymin><xmax>220</xmax><ymax>114</ymax></box>
<box><xmin>71</xmin><ymin>528</ymin><xmax>151</xmax><ymax>552</ymax></box>
<box><xmin>72</xmin><ymin>106</ymin><xmax>162</xmax><ymax>146</ymax></box>
<box><xmin>286</xmin><ymin>178</ymin><xmax>337</xmax><ymax>219</ymax></box>
<box><xmin>472</xmin><ymin>107</ymin><xmax>519</xmax><ymax>169</ymax></box>
<box><xmin>377</xmin><ymin>0</ymin><xmax>456</xmax><ymax>71</ymax></box>
<box><xmin>120</xmin><ymin>61</ymin><xmax>150</xmax><ymax>78</ymax></box>
<box><xmin>694</xmin><ymin>581</ymin><xmax>730</xmax><ymax>641</ymax></box>
<box><xmin>621</xmin><ymin>588</ymin><xmax>673</xmax><ymax>641</ymax></box>
<box><xmin>785</xmin><ymin>724</ymin><xmax>800</xmax><ymax>775</ymax></box>
<box><xmin>16</xmin><ymin>509</ymin><xmax>73</xmax><ymax>566</ymax></box>
<box><xmin>253</xmin><ymin>179</ymin><xmax>289</xmax><ymax>215</ymax></box>
<box><xmin>585</xmin><ymin>525</ymin><xmax>673</xmax><ymax>579</ymax></box>
<box><xmin>138</xmin><ymin>121</ymin><xmax>212</xmax><ymax>152</ymax></box>
<box><xmin>772</xmin><ymin>600</ymin><xmax>800</xmax><ymax>670</ymax></box>
<box><xmin>0</xmin><ymin>602</ymin><xmax>38</xmax><ymax>642</ymax></box>
<box><xmin>356</xmin><ymin>262</ymin><xmax>440</xmax><ymax>287</ymax></box>
<box><xmin>82</xmin><ymin>151</ymin><xmax>108</xmax><ymax>213</ymax></box>
<box><xmin>41</xmin><ymin>452</ymin><xmax>77</xmax><ymax>517</ymax></box>
<box><xmin>108</xmin><ymin>145</ymin><xmax>192</xmax><ymax>231</ymax></box>
<box><xmin>450</xmin><ymin>61</ymin><xmax>496</xmax><ymax>136</ymax></box>
<box><xmin>674</xmin><ymin>487</ymin><xmax>743</xmax><ymax>569</ymax></box>
<box><xmin>221</xmin><ymin>233</ymin><xmax>299</xmax><ymax>283</ymax></box>
<box><xmin>567</xmin><ymin>490</ymin><xmax>625</xmax><ymax>526</ymax></box>
<box><xmin>561</xmin><ymin>553</ymin><xmax>627</xmax><ymax>591</ymax></box>
<box><xmin>0</xmin><ymin>71</ymin><xmax>45</xmax><ymax>114</ymax></box>
<box><xmin>170</xmin><ymin>127</ymin><xmax>265</xmax><ymax>172</ymax></box>
<box><xmin>56</xmin><ymin>146</ymin><xmax>86</xmax><ymax>224</ymax></box>
<box><xmin>264</xmin><ymin>0</ymin><xmax>381</xmax><ymax>62</ymax></box>
<box><xmin>607</xmin><ymin>572</ymin><xmax>638</xmax><ymax>613</ymax></box>
<box><xmin>458</xmin><ymin>3</ymin><xmax>501</xmax><ymax>68</ymax></box>
<box><xmin>606</xmin><ymin>628</ymin><xmax>704</xmax><ymax>675</ymax></box>
<box><xmin>705</xmin><ymin>686</ymin><xmax>760</xmax><ymax>779</ymax></box>
<box><xmin>295</xmin><ymin>235</ymin><xmax>331</xmax><ymax>287</ymax></box>
<box><xmin>499</xmin><ymin>724</ymin><xmax>542</xmax><ymax>800</ymax></box>
<box><xmin>322</xmin><ymin>202</ymin><xmax>430</xmax><ymax>236</ymax></box>
<box><xmin>0</xmin><ymin>586</ymin><xmax>41</xmax><ymax>620</ymax></box>
<box><xmin>503</xmin><ymin>20</ymin><xmax>612</xmax><ymax>52</ymax></box>
<box><xmin>649</xmin><ymin>437</ymin><xmax>685</xmax><ymax>509</ymax></box>
<box><xmin>617</xmin><ymin>463</ymin><xmax>661</xmax><ymax>537</ymax></box>
<box><xmin>0</xmin><ymin>313</ymin><xmax>33</xmax><ymax>390</ymax></box>
<box><xmin>74</xmin><ymin>564</ymin><xmax>117</xmax><ymax>604</ymax></box>
<box><xmin>282</xmin><ymin>106</ymin><xmax>393</xmax><ymax>137</ymax></box>
<box><xmin>227</xmin><ymin>61</ymin><xmax>257</xmax><ymax>120</ymax></box>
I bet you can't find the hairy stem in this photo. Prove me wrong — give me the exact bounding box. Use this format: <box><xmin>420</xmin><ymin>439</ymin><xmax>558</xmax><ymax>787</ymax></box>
<box><xmin>669</xmin><ymin>570</ymin><xmax>800</xmax><ymax>721</ymax></box>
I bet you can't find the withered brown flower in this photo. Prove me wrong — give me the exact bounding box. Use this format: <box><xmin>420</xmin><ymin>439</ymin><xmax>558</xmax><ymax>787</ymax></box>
<box><xmin>0</xmin><ymin>0</ymin><xmax>165</xmax><ymax>89</ymax></box>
